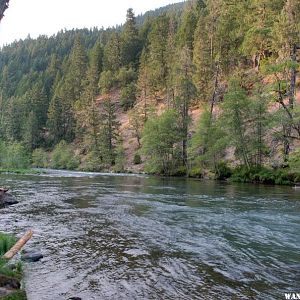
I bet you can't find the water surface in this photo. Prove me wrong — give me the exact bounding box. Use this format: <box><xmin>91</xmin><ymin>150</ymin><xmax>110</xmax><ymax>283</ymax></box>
<box><xmin>0</xmin><ymin>170</ymin><xmax>299</xmax><ymax>299</ymax></box>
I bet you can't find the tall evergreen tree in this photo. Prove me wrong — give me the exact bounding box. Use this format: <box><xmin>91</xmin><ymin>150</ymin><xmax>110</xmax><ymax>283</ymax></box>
<box><xmin>121</xmin><ymin>8</ymin><xmax>141</xmax><ymax>67</ymax></box>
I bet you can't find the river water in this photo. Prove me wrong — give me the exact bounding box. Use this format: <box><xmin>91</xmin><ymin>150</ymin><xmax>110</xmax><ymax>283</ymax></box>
<box><xmin>0</xmin><ymin>170</ymin><xmax>299</xmax><ymax>300</ymax></box>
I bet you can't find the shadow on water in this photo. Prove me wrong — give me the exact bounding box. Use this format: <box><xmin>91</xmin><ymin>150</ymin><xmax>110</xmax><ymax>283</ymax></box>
<box><xmin>0</xmin><ymin>170</ymin><xmax>299</xmax><ymax>299</ymax></box>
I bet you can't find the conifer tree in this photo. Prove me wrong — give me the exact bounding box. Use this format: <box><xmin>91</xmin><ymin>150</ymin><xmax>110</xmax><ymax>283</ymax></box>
<box><xmin>101</xmin><ymin>98</ymin><xmax>120</xmax><ymax>165</ymax></box>
<box><xmin>174</xmin><ymin>46</ymin><xmax>196</xmax><ymax>169</ymax></box>
<box><xmin>121</xmin><ymin>8</ymin><xmax>141</xmax><ymax>67</ymax></box>
<box><xmin>103</xmin><ymin>32</ymin><xmax>121</xmax><ymax>72</ymax></box>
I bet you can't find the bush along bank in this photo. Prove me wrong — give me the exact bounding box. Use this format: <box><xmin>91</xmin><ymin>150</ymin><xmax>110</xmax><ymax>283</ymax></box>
<box><xmin>190</xmin><ymin>164</ymin><xmax>300</xmax><ymax>186</ymax></box>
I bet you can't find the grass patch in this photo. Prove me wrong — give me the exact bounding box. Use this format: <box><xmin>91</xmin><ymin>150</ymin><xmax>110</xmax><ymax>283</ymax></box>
<box><xmin>1</xmin><ymin>290</ymin><xmax>27</xmax><ymax>300</ymax></box>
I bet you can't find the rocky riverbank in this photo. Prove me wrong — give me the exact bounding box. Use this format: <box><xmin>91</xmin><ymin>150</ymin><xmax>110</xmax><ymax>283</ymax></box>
<box><xmin>0</xmin><ymin>189</ymin><xmax>26</xmax><ymax>299</ymax></box>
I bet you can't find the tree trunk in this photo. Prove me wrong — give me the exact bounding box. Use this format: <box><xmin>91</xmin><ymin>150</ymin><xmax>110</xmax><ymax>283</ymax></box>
<box><xmin>3</xmin><ymin>230</ymin><xmax>33</xmax><ymax>260</ymax></box>
<box><xmin>283</xmin><ymin>43</ymin><xmax>298</xmax><ymax>158</ymax></box>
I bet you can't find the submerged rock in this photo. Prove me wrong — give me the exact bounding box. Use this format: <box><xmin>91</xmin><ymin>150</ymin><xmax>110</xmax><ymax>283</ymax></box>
<box><xmin>21</xmin><ymin>251</ymin><xmax>43</xmax><ymax>262</ymax></box>
<box><xmin>0</xmin><ymin>188</ymin><xmax>19</xmax><ymax>208</ymax></box>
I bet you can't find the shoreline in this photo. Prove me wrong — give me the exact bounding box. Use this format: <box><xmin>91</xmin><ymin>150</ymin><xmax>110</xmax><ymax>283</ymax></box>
<box><xmin>1</xmin><ymin>167</ymin><xmax>299</xmax><ymax>187</ymax></box>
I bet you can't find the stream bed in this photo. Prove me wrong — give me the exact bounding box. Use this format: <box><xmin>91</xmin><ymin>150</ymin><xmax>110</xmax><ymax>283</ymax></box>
<box><xmin>0</xmin><ymin>170</ymin><xmax>299</xmax><ymax>299</ymax></box>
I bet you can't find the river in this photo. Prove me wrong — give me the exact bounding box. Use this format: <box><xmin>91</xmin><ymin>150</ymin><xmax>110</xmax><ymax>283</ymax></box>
<box><xmin>0</xmin><ymin>170</ymin><xmax>299</xmax><ymax>300</ymax></box>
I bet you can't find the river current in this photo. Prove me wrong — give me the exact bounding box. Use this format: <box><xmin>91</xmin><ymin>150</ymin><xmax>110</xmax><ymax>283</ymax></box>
<box><xmin>0</xmin><ymin>170</ymin><xmax>299</xmax><ymax>299</ymax></box>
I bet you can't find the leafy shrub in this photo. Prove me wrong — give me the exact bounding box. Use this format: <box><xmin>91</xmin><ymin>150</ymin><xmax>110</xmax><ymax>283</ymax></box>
<box><xmin>50</xmin><ymin>141</ymin><xmax>80</xmax><ymax>170</ymax></box>
<box><xmin>120</xmin><ymin>83</ymin><xmax>136</xmax><ymax>111</ymax></box>
<box><xmin>142</xmin><ymin>109</ymin><xmax>181</xmax><ymax>175</ymax></box>
<box><xmin>31</xmin><ymin>148</ymin><xmax>48</xmax><ymax>168</ymax></box>
<box><xmin>171</xmin><ymin>166</ymin><xmax>187</xmax><ymax>176</ymax></box>
<box><xmin>0</xmin><ymin>142</ymin><xmax>30</xmax><ymax>169</ymax></box>
<box><xmin>230</xmin><ymin>165</ymin><xmax>299</xmax><ymax>185</ymax></box>
<box><xmin>133</xmin><ymin>153</ymin><xmax>141</xmax><ymax>165</ymax></box>
<box><xmin>189</xmin><ymin>166</ymin><xmax>203</xmax><ymax>178</ymax></box>
<box><xmin>215</xmin><ymin>161</ymin><xmax>232</xmax><ymax>179</ymax></box>
<box><xmin>81</xmin><ymin>151</ymin><xmax>103</xmax><ymax>172</ymax></box>
<box><xmin>289</xmin><ymin>149</ymin><xmax>300</xmax><ymax>172</ymax></box>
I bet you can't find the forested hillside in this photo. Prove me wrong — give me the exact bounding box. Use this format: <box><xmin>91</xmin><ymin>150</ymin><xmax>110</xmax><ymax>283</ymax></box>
<box><xmin>0</xmin><ymin>0</ymin><xmax>299</xmax><ymax>184</ymax></box>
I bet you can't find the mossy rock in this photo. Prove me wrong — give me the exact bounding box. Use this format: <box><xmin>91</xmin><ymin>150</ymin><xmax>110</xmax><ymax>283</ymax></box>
<box><xmin>1</xmin><ymin>290</ymin><xmax>27</xmax><ymax>300</ymax></box>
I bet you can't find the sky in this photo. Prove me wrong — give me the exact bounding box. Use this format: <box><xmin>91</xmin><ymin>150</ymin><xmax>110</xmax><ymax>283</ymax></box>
<box><xmin>0</xmin><ymin>0</ymin><xmax>182</xmax><ymax>46</ymax></box>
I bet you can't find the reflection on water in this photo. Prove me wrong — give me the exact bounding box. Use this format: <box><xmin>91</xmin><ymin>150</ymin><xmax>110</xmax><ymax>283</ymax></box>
<box><xmin>0</xmin><ymin>170</ymin><xmax>299</xmax><ymax>300</ymax></box>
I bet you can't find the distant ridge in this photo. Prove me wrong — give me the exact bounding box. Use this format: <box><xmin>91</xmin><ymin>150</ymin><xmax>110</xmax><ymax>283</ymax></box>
<box><xmin>136</xmin><ymin>2</ymin><xmax>186</xmax><ymax>26</ymax></box>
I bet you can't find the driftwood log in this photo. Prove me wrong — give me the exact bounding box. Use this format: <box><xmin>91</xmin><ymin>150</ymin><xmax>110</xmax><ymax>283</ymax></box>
<box><xmin>3</xmin><ymin>230</ymin><xmax>33</xmax><ymax>260</ymax></box>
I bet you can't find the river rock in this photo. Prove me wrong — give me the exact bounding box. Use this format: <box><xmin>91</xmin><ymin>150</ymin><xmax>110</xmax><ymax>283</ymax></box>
<box><xmin>21</xmin><ymin>251</ymin><xmax>43</xmax><ymax>262</ymax></box>
<box><xmin>0</xmin><ymin>275</ymin><xmax>21</xmax><ymax>289</ymax></box>
<box><xmin>0</xmin><ymin>189</ymin><xmax>19</xmax><ymax>208</ymax></box>
<box><xmin>0</xmin><ymin>287</ymin><xmax>13</xmax><ymax>297</ymax></box>
<box><xmin>3</xmin><ymin>193</ymin><xmax>19</xmax><ymax>206</ymax></box>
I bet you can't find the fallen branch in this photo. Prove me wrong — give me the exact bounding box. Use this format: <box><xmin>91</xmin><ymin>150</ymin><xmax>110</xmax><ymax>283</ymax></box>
<box><xmin>3</xmin><ymin>230</ymin><xmax>33</xmax><ymax>260</ymax></box>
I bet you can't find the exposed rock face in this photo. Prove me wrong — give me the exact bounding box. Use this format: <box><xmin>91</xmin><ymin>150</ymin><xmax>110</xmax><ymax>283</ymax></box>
<box><xmin>0</xmin><ymin>188</ymin><xmax>18</xmax><ymax>208</ymax></box>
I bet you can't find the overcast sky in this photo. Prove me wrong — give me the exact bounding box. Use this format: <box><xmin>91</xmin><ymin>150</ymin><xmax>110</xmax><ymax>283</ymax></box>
<box><xmin>0</xmin><ymin>0</ymin><xmax>182</xmax><ymax>46</ymax></box>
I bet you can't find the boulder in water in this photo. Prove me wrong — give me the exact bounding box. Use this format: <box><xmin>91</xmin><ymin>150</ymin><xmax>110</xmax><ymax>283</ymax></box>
<box><xmin>0</xmin><ymin>188</ymin><xmax>18</xmax><ymax>208</ymax></box>
<box><xmin>21</xmin><ymin>251</ymin><xmax>43</xmax><ymax>262</ymax></box>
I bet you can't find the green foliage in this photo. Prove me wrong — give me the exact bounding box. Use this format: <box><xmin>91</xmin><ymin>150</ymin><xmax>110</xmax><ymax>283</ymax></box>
<box><xmin>189</xmin><ymin>166</ymin><xmax>202</xmax><ymax>178</ymax></box>
<box><xmin>113</xmin><ymin>142</ymin><xmax>126</xmax><ymax>173</ymax></box>
<box><xmin>171</xmin><ymin>166</ymin><xmax>187</xmax><ymax>177</ymax></box>
<box><xmin>189</xmin><ymin>109</ymin><xmax>227</xmax><ymax>175</ymax></box>
<box><xmin>133</xmin><ymin>153</ymin><xmax>142</xmax><ymax>165</ymax></box>
<box><xmin>99</xmin><ymin>70</ymin><xmax>116</xmax><ymax>93</ymax></box>
<box><xmin>0</xmin><ymin>142</ymin><xmax>30</xmax><ymax>169</ymax></box>
<box><xmin>230</xmin><ymin>166</ymin><xmax>299</xmax><ymax>185</ymax></box>
<box><xmin>120</xmin><ymin>83</ymin><xmax>136</xmax><ymax>111</ymax></box>
<box><xmin>142</xmin><ymin>109</ymin><xmax>181</xmax><ymax>175</ymax></box>
<box><xmin>1</xmin><ymin>290</ymin><xmax>27</xmax><ymax>300</ymax></box>
<box><xmin>289</xmin><ymin>149</ymin><xmax>300</xmax><ymax>172</ymax></box>
<box><xmin>81</xmin><ymin>150</ymin><xmax>103</xmax><ymax>172</ymax></box>
<box><xmin>0</xmin><ymin>2</ymin><xmax>298</xmax><ymax>181</ymax></box>
<box><xmin>101</xmin><ymin>98</ymin><xmax>120</xmax><ymax>165</ymax></box>
<box><xmin>31</xmin><ymin>148</ymin><xmax>48</xmax><ymax>168</ymax></box>
<box><xmin>50</xmin><ymin>141</ymin><xmax>80</xmax><ymax>170</ymax></box>
<box><xmin>0</xmin><ymin>233</ymin><xmax>17</xmax><ymax>256</ymax></box>
<box><xmin>215</xmin><ymin>162</ymin><xmax>232</xmax><ymax>180</ymax></box>
<box><xmin>117</xmin><ymin>67</ymin><xmax>137</xmax><ymax>87</ymax></box>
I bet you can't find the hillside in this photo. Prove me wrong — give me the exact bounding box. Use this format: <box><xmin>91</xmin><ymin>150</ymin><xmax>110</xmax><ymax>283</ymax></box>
<box><xmin>0</xmin><ymin>0</ymin><xmax>299</xmax><ymax>184</ymax></box>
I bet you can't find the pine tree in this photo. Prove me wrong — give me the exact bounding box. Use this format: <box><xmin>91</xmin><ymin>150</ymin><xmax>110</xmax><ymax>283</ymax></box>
<box><xmin>177</xmin><ymin>1</ymin><xmax>199</xmax><ymax>51</ymax></box>
<box><xmin>147</xmin><ymin>15</ymin><xmax>169</xmax><ymax>93</ymax></box>
<box><xmin>221</xmin><ymin>78</ymin><xmax>252</xmax><ymax>169</ymax></box>
<box><xmin>121</xmin><ymin>8</ymin><xmax>141</xmax><ymax>67</ymax></box>
<box><xmin>242</xmin><ymin>0</ymin><xmax>284</xmax><ymax>70</ymax></box>
<box><xmin>174</xmin><ymin>46</ymin><xmax>196</xmax><ymax>170</ymax></box>
<box><xmin>103</xmin><ymin>32</ymin><xmax>122</xmax><ymax>72</ymax></box>
<box><xmin>193</xmin><ymin>8</ymin><xmax>214</xmax><ymax>102</ymax></box>
<box><xmin>101</xmin><ymin>98</ymin><xmax>120</xmax><ymax>165</ymax></box>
